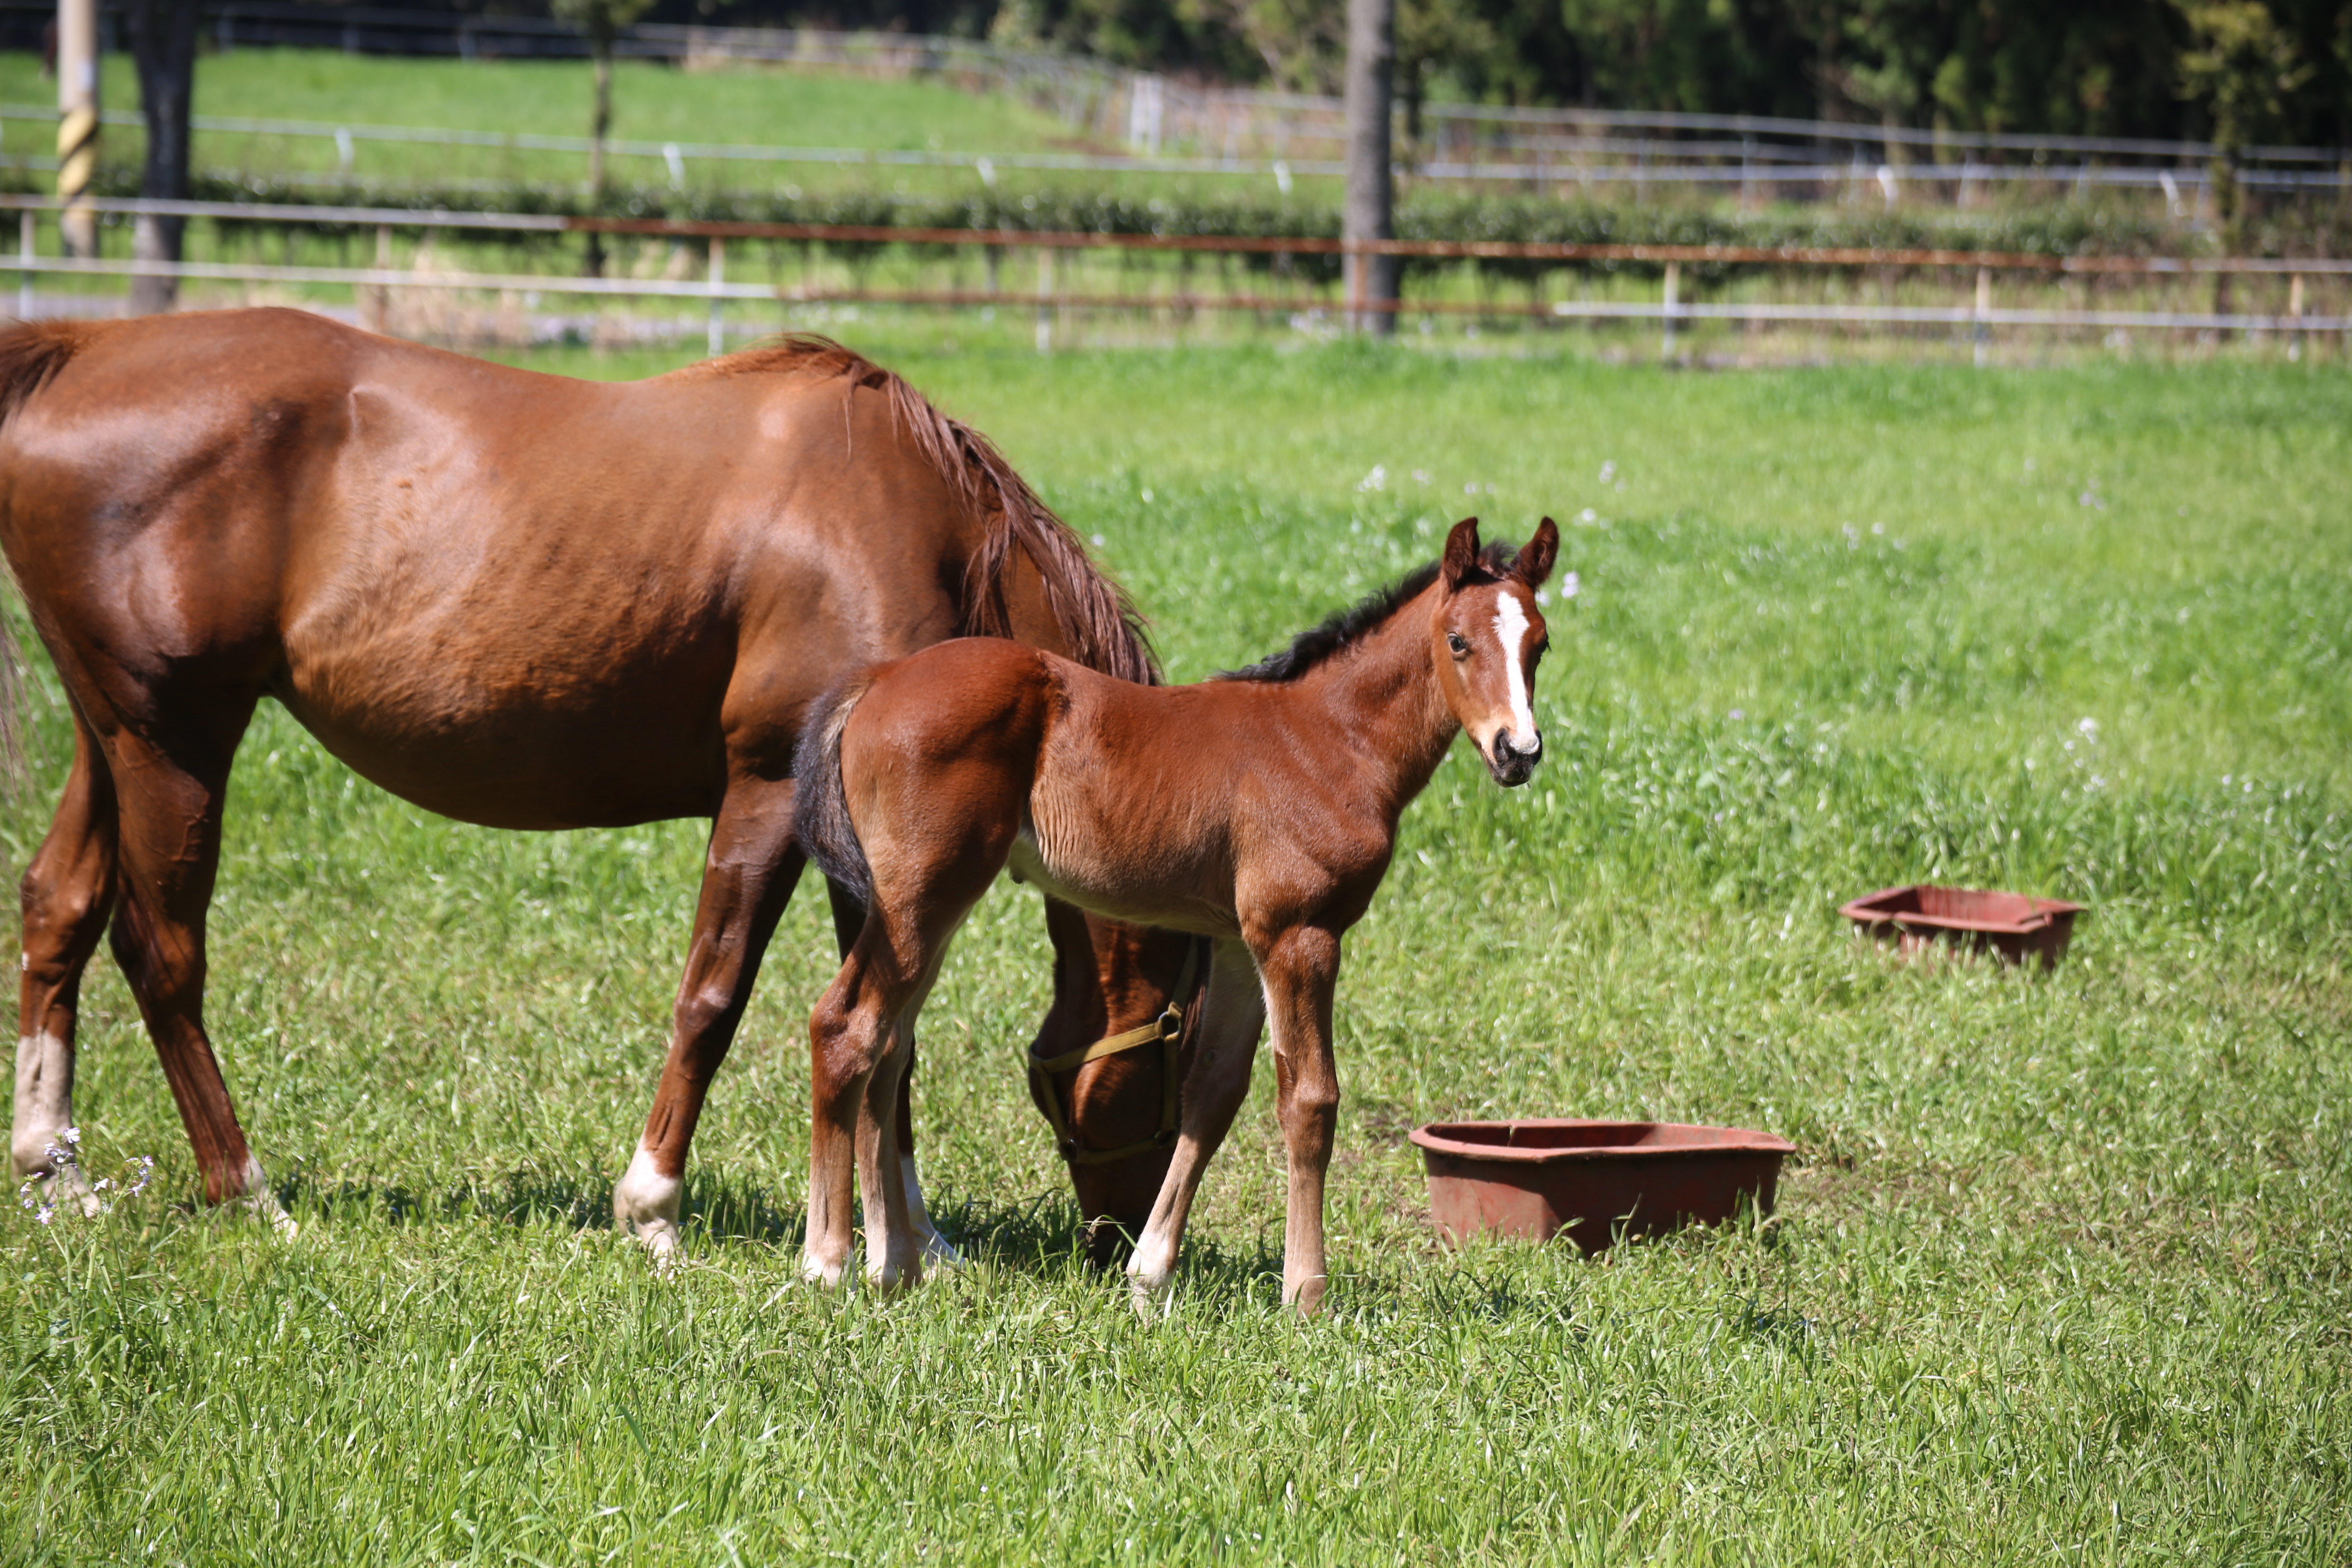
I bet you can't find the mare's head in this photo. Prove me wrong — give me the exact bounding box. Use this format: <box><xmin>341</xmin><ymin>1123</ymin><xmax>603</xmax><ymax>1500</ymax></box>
<box><xmin>1432</xmin><ymin>516</ymin><xmax>1559</xmax><ymax>788</ymax></box>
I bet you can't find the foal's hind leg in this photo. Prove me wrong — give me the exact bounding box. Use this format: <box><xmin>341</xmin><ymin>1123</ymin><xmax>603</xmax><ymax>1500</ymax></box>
<box><xmin>101</xmin><ymin>720</ymin><xmax>285</xmax><ymax>1221</ymax></box>
<box><xmin>856</xmin><ymin>879</ymin><xmax>963</xmax><ymax>1270</ymax></box>
<box><xmin>12</xmin><ymin>715</ymin><xmax>119</xmax><ymax>1210</ymax></box>
<box><xmin>615</xmin><ymin>778</ymin><xmax>804</xmax><ymax>1260</ymax></box>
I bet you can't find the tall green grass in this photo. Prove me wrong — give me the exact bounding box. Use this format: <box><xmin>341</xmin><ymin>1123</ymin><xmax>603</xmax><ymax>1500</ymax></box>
<box><xmin>1</xmin><ymin>346</ymin><xmax>2345</xmax><ymax>1563</ymax></box>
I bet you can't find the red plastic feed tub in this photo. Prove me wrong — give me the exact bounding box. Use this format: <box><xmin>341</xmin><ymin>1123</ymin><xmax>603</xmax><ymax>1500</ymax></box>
<box><xmin>1408</xmin><ymin>1119</ymin><xmax>1796</xmax><ymax>1252</ymax></box>
<box><xmin>1839</xmin><ymin>884</ymin><xmax>2085</xmax><ymax>969</ymax></box>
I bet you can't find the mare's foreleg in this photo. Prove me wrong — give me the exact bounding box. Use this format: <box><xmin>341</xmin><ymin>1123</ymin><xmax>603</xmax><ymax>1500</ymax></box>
<box><xmin>12</xmin><ymin>715</ymin><xmax>119</xmax><ymax>1210</ymax></box>
<box><xmin>1127</xmin><ymin>938</ymin><xmax>1266</xmax><ymax>1311</ymax></box>
<box><xmin>615</xmin><ymin>779</ymin><xmax>803</xmax><ymax>1259</ymax></box>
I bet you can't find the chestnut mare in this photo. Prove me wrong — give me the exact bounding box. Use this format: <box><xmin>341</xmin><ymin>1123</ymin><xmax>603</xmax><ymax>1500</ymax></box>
<box><xmin>0</xmin><ymin>307</ymin><xmax>1189</xmax><ymax>1254</ymax></box>
<box><xmin>794</xmin><ymin>517</ymin><xmax>1559</xmax><ymax>1312</ymax></box>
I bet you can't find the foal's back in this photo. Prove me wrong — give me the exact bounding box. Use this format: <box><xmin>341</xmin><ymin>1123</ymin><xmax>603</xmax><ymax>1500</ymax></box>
<box><xmin>820</xmin><ymin>637</ymin><xmax>1362</xmax><ymax>941</ymax></box>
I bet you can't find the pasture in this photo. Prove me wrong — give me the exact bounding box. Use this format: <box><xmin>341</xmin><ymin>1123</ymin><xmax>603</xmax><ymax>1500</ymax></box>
<box><xmin>2</xmin><ymin>342</ymin><xmax>2347</xmax><ymax>1562</ymax></box>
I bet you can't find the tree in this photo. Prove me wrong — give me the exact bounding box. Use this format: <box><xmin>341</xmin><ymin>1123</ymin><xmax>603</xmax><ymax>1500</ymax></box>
<box><xmin>552</xmin><ymin>0</ymin><xmax>658</xmax><ymax>276</ymax></box>
<box><xmin>2176</xmin><ymin>0</ymin><xmax>2312</xmax><ymax>236</ymax></box>
<box><xmin>124</xmin><ymin>0</ymin><xmax>198</xmax><ymax>314</ymax></box>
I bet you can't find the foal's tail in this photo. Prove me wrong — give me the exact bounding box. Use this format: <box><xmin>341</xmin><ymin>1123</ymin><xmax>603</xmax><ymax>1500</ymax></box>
<box><xmin>0</xmin><ymin>320</ymin><xmax>82</xmax><ymax>791</ymax></box>
<box><xmin>791</xmin><ymin>677</ymin><xmax>876</xmax><ymax>913</ymax></box>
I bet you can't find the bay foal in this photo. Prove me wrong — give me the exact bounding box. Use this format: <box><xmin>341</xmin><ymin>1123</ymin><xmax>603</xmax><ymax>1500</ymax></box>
<box><xmin>795</xmin><ymin>517</ymin><xmax>1559</xmax><ymax>1312</ymax></box>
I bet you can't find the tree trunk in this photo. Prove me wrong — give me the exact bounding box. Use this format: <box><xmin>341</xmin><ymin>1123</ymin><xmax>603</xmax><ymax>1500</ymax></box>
<box><xmin>1343</xmin><ymin>0</ymin><xmax>1398</xmax><ymax>336</ymax></box>
<box><xmin>126</xmin><ymin>0</ymin><xmax>198</xmax><ymax>314</ymax></box>
<box><xmin>585</xmin><ymin>32</ymin><xmax>613</xmax><ymax>278</ymax></box>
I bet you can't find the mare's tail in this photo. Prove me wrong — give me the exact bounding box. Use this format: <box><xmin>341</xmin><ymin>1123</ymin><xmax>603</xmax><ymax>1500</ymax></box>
<box><xmin>0</xmin><ymin>320</ymin><xmax>82</xmax><ymax>789</ymax></box>
<box><xmin>791</xmin><ymin>677</ymin><xmax>876</xmax><ymax>913</ymax></box>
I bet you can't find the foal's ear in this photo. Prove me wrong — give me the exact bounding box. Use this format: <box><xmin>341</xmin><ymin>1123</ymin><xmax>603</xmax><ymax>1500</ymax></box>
<box><xmin>1441</xmin><ymin>517</ymin><xmax>1482</xmax><ymax>592</ymax></box>
<box><xmin>1512</xmin><ymin>517</ymin><xmax>1560</xmax><ymax>588</ymax></box>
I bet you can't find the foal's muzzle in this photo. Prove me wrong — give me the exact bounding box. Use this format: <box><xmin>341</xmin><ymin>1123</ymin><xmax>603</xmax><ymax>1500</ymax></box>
<box><xmin>1489</xmin><ymin>729</ymin><xmax>1541</xmax><ymax>787</ymax></box>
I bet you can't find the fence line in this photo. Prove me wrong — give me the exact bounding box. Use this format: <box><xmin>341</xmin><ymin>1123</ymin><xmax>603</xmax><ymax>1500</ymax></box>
<box><xmin>5</xmin><ymin>193</ymin><xmax>2340</xmax><ymax>277</ymax></box>
<box><xmin>2</xmin><ymin>195</ymin><xmax>2338</xmax><ymax>360</ymax></box>
<box><xmin>7</xmin><ymin>101</ymin><xmax>2347</xmax><ymax>196</ymax></box>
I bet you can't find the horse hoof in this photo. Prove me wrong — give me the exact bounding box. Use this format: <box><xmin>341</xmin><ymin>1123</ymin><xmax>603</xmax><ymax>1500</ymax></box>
<box><xmin>800</xmin><ymin>1252</ymin><xmax>850</xmax><ymax>1290</ymax></box>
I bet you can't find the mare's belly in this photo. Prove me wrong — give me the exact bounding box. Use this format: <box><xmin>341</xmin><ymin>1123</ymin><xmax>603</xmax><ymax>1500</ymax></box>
<box><xmin>274</xmin><ymin>645</ymin><xmax>731</xmax><ymax>831</ymax></box>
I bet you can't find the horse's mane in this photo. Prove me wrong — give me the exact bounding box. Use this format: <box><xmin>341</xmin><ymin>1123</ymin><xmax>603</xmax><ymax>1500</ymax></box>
<box><xmin>1217</xmin><ymin>541</ymin><xmax>1516</xmax><ymax>684</ymax></box>
<box><xmin>706</xmin><ymin>335</ymin><xmax>1158</xmax><ymax>686</ymax></box>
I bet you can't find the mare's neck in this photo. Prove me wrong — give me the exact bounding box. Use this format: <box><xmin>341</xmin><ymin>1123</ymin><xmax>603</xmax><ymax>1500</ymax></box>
<box><xmin>1303</xmin><ymin>582</ymin><xmax>1460</xmax><ymax>821</ymax></box>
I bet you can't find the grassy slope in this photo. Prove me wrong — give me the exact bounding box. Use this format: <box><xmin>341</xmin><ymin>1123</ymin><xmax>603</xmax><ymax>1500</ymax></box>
<box><xmin>0</xmin><ymin>48</ymin><xmax>1085</xmax><ymax>188</ymax></box>
<box><xmin>0</xmin><ymin>345</ymin><xmax>2345</xmax><ymax>1564</ymax></box>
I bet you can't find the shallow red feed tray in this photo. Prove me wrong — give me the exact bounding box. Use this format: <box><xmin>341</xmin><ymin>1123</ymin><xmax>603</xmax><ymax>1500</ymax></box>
<box><xmin>1840</xmin><ymin>883</ymin><xmax>2084</xmax><ymax>969</ymax></box>
<box><xmin>1408</xmin><ymin>1119</ymin><xmax>1795</xmax><ymax>1252</ymax></box>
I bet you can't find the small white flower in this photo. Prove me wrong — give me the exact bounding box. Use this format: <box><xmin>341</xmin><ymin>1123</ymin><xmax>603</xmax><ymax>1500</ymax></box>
<box><xmin>1730</xmin><ymin>708</ymin><xmax>1745</xmax><ymax>720</ymax></box>
<box><xmin>1871</xmin><ymin>522</ymin><xmax>1885</xmax><ymax>536</ymax></box>
<box><xmin>1578</xmin><ymin>508</ymin><xmax>1598</xmax><ymax>524</ymax></box>
<box><xmin>1464</xmin><ymin>481</ymin><xmax>1479</xmax><ymax>495</ymax></box>
<box><xmin>1411</xmin><ymin>469</ymin><xmax>1431</xmax><ymax>485</ymax></box>
<box><xmin>1599</xmin><ymin>460</ymin><xmax>1616</xmax><ymax>483</ymax></box>
<box><xmin>1090</xmin><ymin>533</ymin><xmax>1106</xmax><ymax>547</ymax></box>
<box><xmin>1559</xmin><ymin>571</ymin><xmax>1581</xmax><ymax>600</ymax></box>
<box><xmin>2077</xmin><ymin>717</ymin><xmax>2099</xmax><ymax>743</ymax></box>
<box><xmin>1358</xmin><ymin>465</ymin><xmax>1388</xmax><ymax>493</ymax></box>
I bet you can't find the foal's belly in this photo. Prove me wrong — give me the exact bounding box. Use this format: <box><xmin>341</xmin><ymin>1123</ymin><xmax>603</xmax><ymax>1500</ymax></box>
<box><xmin>1005</xmin><ymin>832</ymin><xmax>1240</xmax><ymax>940</ymax></box>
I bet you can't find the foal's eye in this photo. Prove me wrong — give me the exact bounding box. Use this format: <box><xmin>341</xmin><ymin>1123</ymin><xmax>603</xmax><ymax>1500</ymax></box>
<box><xmin>1447</xmin><ymin>632</ymin><xmax>1470</xmax><ymax>657</ymax></box>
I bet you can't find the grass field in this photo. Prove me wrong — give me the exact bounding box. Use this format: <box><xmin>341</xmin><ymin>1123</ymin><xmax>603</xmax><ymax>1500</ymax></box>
<box><xmin>1</xmin><ymin>342</ymin><xmax>2347</xmax><ymax>1562</ymax></box>
<box><xmin>0</xmin><ymin>47</ymin><xmax>1093</xmax><ymax>193</ymax></box>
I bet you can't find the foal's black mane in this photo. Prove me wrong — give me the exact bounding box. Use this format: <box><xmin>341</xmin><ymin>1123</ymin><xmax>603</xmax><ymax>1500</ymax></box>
<box><xmin>1217</xmin><ymin>541</ymin><xmax>1517</xmax><ymax>684</ymax></box>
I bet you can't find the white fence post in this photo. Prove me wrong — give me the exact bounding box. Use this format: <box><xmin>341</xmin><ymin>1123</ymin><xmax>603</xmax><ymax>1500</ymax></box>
<box><xmin>2288</xmin><ymin>272</ymin><xmax>2305</xmax><ymax>362</ymax></box>
<box><xmin>707</xmin><ymin>236</ymin><xmax>726</xmax><ymax>357</ymax></box>
<box><xmin>1036</xmin><ymin>245</ymin><xmax>1053</xmax><ymax>354</ymax></box>
<box><xmin>1974</xmin><ymin>265</ymin><xmax>1991</xmax><ymax>368</ymax></box>
<box><xmin>1661</xmin><ymin>259</ymin><xmax>1679</xmax><ymax>360</ymax></box>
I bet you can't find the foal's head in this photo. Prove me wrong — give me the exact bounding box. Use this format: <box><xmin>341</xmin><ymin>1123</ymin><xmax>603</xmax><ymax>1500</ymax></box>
<box><xmin>1433</xmin><ymin>516</ymin><xmax>1560</xmax><ymax>788</ymax></box>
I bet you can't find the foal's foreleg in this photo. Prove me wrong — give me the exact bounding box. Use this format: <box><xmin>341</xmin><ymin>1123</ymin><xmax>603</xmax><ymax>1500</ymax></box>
<box><xmin>13</xmin><ymin>716</ymin><xmax>118</xmax><ymax>1210</ymax></box>
<box><xmin>1127</xmin><ymin>938</ymin><xmax>1266</xmax><ymax>1311</ymax></box>
<box><xmin>1258</xmin><ymin>927</ymin><xmax>1343</xmax><ymax>1316</ymax></box>
<box><xmin>616</xmin><ymin>780</ymin><xmax>803</xmax><ymax>1259</ymax></box>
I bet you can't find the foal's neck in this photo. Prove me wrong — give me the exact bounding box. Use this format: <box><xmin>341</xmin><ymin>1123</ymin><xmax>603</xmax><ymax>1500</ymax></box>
<box><xmin>1301</xmin><ymin>582</ymin><xmax>1460</xmax><ymax>820</ymax></box>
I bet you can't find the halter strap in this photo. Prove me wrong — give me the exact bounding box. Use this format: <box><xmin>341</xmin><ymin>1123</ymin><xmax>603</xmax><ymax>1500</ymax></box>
<box><xmin>1028</xmin><ymin>938</ymin><xmax>1203</xmax><ymax>1167</ymax></box>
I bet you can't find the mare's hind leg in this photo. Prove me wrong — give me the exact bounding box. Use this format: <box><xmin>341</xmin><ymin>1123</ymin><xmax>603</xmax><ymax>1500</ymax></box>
<box><xmin>12</xmin><ymin>714</ymin><xmax>120</xmax><ymax>1209</ymax></box>
<box><xmin>101</xmin><ymin>718</ymin><xmax>285</xmax><ymax>1219</ymax></box>
<box><xmin>615</xmin><ymin>778</ymin><xmax>804</xmax><ymax>1259</ymax></box>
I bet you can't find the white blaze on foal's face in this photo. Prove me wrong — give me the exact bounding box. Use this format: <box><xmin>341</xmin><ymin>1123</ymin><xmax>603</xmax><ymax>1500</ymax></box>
<box><xmin>1493</xmin><ymin>589</ymin><xmax>1540</xmax><ymax>752</ymax></box>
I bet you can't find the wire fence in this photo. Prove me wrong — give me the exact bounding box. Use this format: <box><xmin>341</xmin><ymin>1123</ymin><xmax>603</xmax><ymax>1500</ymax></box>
<box><xmin>5</xmin><ymin>193</ymin><xmax>2342</xmax><ymax>363</ymax></box>
<box><xmin>6</xmin><ymin>103</ymin><xmax>2349</xmax><ymax>205</ymax></box>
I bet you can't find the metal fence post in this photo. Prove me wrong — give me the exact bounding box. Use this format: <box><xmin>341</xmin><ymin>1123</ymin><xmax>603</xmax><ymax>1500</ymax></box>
<box><xmin>707</xmin><ymin>236</ymin><xmax>726</xmax><ymax>358</ymax></box>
